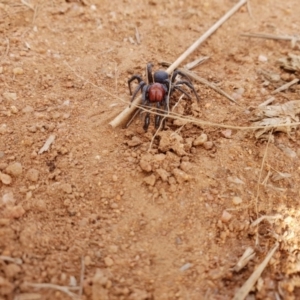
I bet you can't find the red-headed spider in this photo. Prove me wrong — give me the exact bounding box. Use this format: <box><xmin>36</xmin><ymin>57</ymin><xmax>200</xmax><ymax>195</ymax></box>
<box><xmin>128</xmin><ymin>63</ymin><xmax>200</xmax><ymax>131</ymax></box>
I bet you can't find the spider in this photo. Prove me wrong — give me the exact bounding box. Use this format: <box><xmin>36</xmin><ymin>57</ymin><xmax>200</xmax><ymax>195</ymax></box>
<box><xmin>128</xmin><ymin>63</ymin><xmax>200</xmax><ymax>131</ymax></box>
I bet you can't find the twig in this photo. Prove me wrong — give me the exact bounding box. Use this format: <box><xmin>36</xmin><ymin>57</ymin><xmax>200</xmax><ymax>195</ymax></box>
<box><xmin>79</xmin><ymin>256</ymin><xmax>85</xmax><ymax>297</ymax></box>
<box><xmin>0</xmin><ymin>255</ymin><xmax>22</xmax><ymax>264</ymax></box>
<box><xmin>233</xmin><ymin>247</ymin><xmax>256</xmax><ymax>272</ymax></box>
<box><xmin>1</xmin><ymin>38</ymin><xmax>9</xmax><ymax>62</ymax></box>
<box><xmin>246</xmin><ymin>0</ymin><xmax>254</xmax><ymax>20</ymax></box>
<box><xmin>241</xmin><ymin>32</ymin><xmax>300</xmax><ymax>42</ymax></box>
<box><xmin>135</xmin><ymin>26</ymin><xmax>140</xmax><ymax>44</ymax></box>
<box><xmin>250</xmin><ymin>214</ymin><xmax>283</xmax><ymax>228</ymax></box>
<box><xmin>20</xmin><ymin>0</ymin><xmax>35</xmax><ymax>10</ymax></box>
<box><xmin>232</xmin><ymin>242</ymin><xmax>279</xmax><ymax>300</ymax></box>
<box><xmin>258</xmin><ymin>97</ymin><xmax>275</xmax><ymax>107</ymax></box>
<box><xmin>24</xmin><ymin>283</ymin><xmax>80</xmax><ymax>299</ymax></box>
<box><xmin>166</xmin><ymin>0</ymin><xmax>247</xmax><ymax>74</ymax></box>
<box><xmin>271</xmin><ymin>78</ymin><xmax>299</xmax><ymax>95</ymax></box>
<box><xmin>109</xmin><ymin>0</ymin><xmax>247</xmax><ymax>128</ymax></box>
<box><xmin>184</xmin><ymin>56</ymin><xmax>209</xmax><ymax>70</ymax></box>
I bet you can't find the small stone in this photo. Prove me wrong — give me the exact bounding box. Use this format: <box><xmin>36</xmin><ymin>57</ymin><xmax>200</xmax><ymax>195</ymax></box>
<box><xmin>127</xmin><ymin>136</ymin><xmax>142</xmax><ymax>147</ymax></box>
<box><xmin>3</xmin><ymin>92</ymin><xmax>17</xmax><ymax>101</ymax></box>
<box><xmin>139</xmin><ymin>155</ymin><xmax>152</xmax><ymax>172</ymax></box>
<box><xmin>26</xmin><ymin>168</ymin><xmax>39</xmax><ymax>182</ymax></box>
<box><xmin>5</xmin><ymin>263</ymin><xmax>21</xmax><ymax>279</ymax></box>
<box><xmin>172</xmin><ymin>168</ymin><xmax>191</xmax><ymax>184</ymax></box>
<box><xmin>203</xmin><ymin>141</ymin><xmax>214</xmax><ymax>150</ymax></box>
<box><xmin>221</xmin><ymin>210</ymin><xmax>232</xmax><ymax>223</ymax></box>
<box><xmin>13</xmin><ymin>67</ymin><xmax>24</xmax><ymax>75</ymax></box>
<box><xmin>0</xmin><ymin>124</ymin><xmax>7</xmax><ymax>134</ymax></box>
<box><xmin>0</xmin><ymin>172</ymin><xmax>12</xmax><ymax>185</ymax></box>
<box><xmin>193</xmin><ymin>133</ymin><xmax>208</xmax><ymax>146</ymax></box>
<box><xmin>156</xmin><ymin>168</ymin><xmax>170</xmax><ymax>182</ymax></box>
<box><xmin>6</xmin><ymin>162</ymin><xmax>23</xmax><ymax>176</ymax></box>
<box><xmin>112</xmin><ymin>175</ymin><xmax>118</xmax><ymax>182</ymax></box>
<box><xmin>22</xmin><ymin>106</ymin><xmax>34</xmax><ymax>113</ymax></box>
<box><xmin>232</xmin><ymin>196</ymin><xmax>242</xmax><ymax>205</ymax></box>
<box><xmin>258</xmin><ymin>55</ymin><xmax>268</xmax><ymax>62</ymax></box>
<box><xmin>10</xmin><ymin>106</ymin><xmax>18</xmax><ymax>114</ymax></box>
<box><xmin>35</xmin><ymin>199</ymin><xmax>47</xmax><ymax>212</ymax></box>
<box><xmin>7</xmin><ymin>205</ymin><xmax>25</xmax><ymax>219</ymax></box>
<box><xmin>84</xmin><ymin>255</ymin><xmax>92</xmax><ymax>266</ymax></box>
<box><xmin>104</xmin><ymin>256</ymin><xmax>114</xmax><ymax>267</ymax></box>
<box><xmin>180</xmin><ymin>161</ymin><xmax>193</xmax><ymax>173</ymax></box>
<box><xmin>2</xmin><ymin>192</ymin><xmax>15</xmax><ymax>206</ymax></box>
<box><xmin>221</xmin><ymin>129</ymin><xmax>232</xmax><ymax>139</ymax></box>
<box><xmin>143</xmin><ymin>174</ymin><xmax>156</xmax><ymax>186</ymax></box>
<box><xmin>61</xmin><ymin>183</ymin><xmax>72</xmax><ymax>194</ymax></box>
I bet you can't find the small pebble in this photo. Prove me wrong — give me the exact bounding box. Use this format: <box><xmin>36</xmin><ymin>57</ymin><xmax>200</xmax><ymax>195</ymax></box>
<box><xmin>112</xmin><ymin>175</ymin><xmax>118</xmax><ymax>182</ymax></box>
<box><xmin>61</xmin><ymin>183</ymin><xmax>72</xmax><ymax>194</ymax></box>
<box><xmin>2</xmin><ymin>192</ymin><xmax>15</xmax><ymax>205</ymax></box>
<box><xmin>203</xmin><ymin>141</ymin><xmax>214</xmax><ymax>150</ymax></box>
<box><xmin>221</xmin><ymin>210</ymin><xmax>232</xmax><ymax>223</ymax></box>
<box><xmin>104</xmin><ymin>256</ymin><xmax>114</xmax><ymax>267</ymax></box>
<box><xmin>193</xmin><ymin>133</ymin><xmax>208</xmax><ymax>146</ymax></box>
<box><xmin>0</xmin><ymin>172</ymin><xmax>12</xmax><ymax>185</ymax></box>
<box><xmin>6</xmin><ymin>162</ymin><xmax>23</xmax><ymax>177</ymax></box>
<box><xmin>13</xmin><ymin>67</ymin><xmax>24</xmax><ymax>75</ymax></box>
<box><xmin>143</xmin><ymin>174</ymin><xmax>156</xmax><ymax>186</ymax></box>
<box><xmin>258</xmin><ymin>55</ymin><xmax>268</xmax><ymax>62</ymax></box>
<box><xmin>26</xmin><ymin>168</ymin><xmax>39</xmax><ymax>182</ymax></box>
<box><xmin>232</xmin><ymin>196</ymin><xmax>242</xmax><ymax>205</ymax></box>
<box><xmin>221</xmin><ymin>129</ymin><xmax>232</xmax><ymax>139</ymax></box>
<box><xmin>10</xmin><ymin>106</ymin><xmax>18</xmax><ymax>114</ymax></box>
<box><xmin>3</xmin><ymin>92</ymin><xmax>17</xmax><ymax>101</ymax></box>
<box><xmin>180</xmin><ymin>262</ymin><xmax>192</xmax><ymax>272</ymax></box>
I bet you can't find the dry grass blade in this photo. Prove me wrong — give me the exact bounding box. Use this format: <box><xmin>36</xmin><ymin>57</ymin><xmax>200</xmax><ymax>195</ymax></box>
<box><xmin>184</xmin><ymin>56</ymin><xmax>209</xmax><ymax>70</ymax></box>
<box><xmin>251</xmin><ymin>214</ymin><xmax>283</xmax><ymax>227</ymax></box>
<box><xmin>241</xmin><ymin>32</ymin><xmax>300</xmax><ymax>42</ymax></box>
<box><xmin>258</xmin><ymin>97</ymin><xmax>275</xmax><ymax>107</ymax></box>
<box><xmin>109</xmin><ymin>0</ymin><xmax>247</xmax><ymax>128</ymax></box>
<box><xmin>233</xmin><ymin>247</ymin><xmax>256</xmax><ymax>272</ymax></box>
<box><xmin>24</xmin><ymin>283</ymin><xmax>80</xmax><ymax>299</ymax></box>
<box><xmin>233</xmin><ymin>242</ymin><xmax>279</xmax><ymax>300</ymax></box>
<box><xmin>272</xmin><ymin>78</ymin><xmax>299</xmax><ymax>95</ymax></box>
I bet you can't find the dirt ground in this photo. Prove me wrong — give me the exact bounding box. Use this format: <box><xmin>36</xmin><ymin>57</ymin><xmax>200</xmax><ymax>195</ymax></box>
<box><xmin>1</xmin><ymin>0</ymin><xmax>300</xmax><ymax>299</ymax></box>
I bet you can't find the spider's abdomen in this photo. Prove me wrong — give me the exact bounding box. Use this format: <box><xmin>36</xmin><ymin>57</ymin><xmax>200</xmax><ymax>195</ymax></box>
<box><xmin>148</xmin><ymin>83</ymin><xmax>165</xmax><ymax>103</ymax></box>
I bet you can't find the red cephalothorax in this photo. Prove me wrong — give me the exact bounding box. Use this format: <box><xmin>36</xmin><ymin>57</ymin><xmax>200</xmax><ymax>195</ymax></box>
<box><xmin>148</xmin><ymin>83</ymin><xmax>166</xmax><ymax>103</ymax></box>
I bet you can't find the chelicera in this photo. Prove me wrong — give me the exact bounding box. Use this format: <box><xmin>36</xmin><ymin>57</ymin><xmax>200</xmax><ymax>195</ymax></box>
<box><xmin>128</xmin><ymin>63</ymin><xmax>200</xmax><ymax>131</ymax></box>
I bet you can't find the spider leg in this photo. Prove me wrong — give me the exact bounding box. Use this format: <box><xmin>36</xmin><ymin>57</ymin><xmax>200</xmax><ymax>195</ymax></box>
<box><xmin>128</xmin><ymin>75</ymin><xmax>143</xmax><ymax>95</ymax></box>
<box><xmin>155</xmin><ymin>102</ymin><xmax>161</xmax><ymax>129</ymax></box>
<box><xmin>146</xmin><ymin>63</ymin><xmax>154</xmax><ymax>84</ymax></box>
<box><xmin>143</xmin><ymin>101</ymin><xmax>151</xmax><ymax>132</ymax></box>
<box><xmin>173</xmin><ymin>86</ymin><xmax>192</xmax><ymax>100</ymax></box>
<box><xmin>175</xmin><ymin>80</ymin><xmax>200</xmax><ymax>102</ymax></box>
<box><xmin>129</xmin><ymin>81</ymin><xmax>146</xmax><ymax>106</ymax></box>
<box><xmin>171</xmin><ymin>70</ymin><xmax>192</xmax><ymax>83</ymax></box>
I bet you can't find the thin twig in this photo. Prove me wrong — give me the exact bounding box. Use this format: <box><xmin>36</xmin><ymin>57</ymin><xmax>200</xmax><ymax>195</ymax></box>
<box><xmin>109</xmin><ymin>0</ymin><xmax>247</xmax><ymax>128</ymax></box>
<box><xmin>21</xmin><ymin>0</ymin><xmax>35</xmax><ymax>10</ymax></box>
<box><xmin>246</xmin><ymin>0</ymin><xmax>254</xmax><ymax>20</ymax></box>
<box><xmin>1</xmin><ymin>38</ymin><xmax>9</xmax><ymax>62</ymax></box>
<box><xmin>24</xmin><ymin>283</ymin><xmax>80</xmax><ymax>299</ymax></box>
<box><xmin>0</xmin><ymin>255</ymin><xmax>22</xmax><ymax>264</ymax></box>
<box><xmin>272</xmin><ymin>78</ymin><xmax>299</xmax><ymax>95</ymax></box>
<box><xmin>135</xmin><ymin>26</ymin><xmax>140</xmax><ymax>44</ymax></box>
<box><xmin>233</xmin><ymin>242</ymin><xmax>279</xmax><ymax>300</ymax></box>
<box><xmin>241</xmin><ymin>32</ymin><xmax>300</xmax><ymax>42</ymax></box>
<box><xmin>258</xmin><ymin>97</ymin><xmax>275</xmax><ymax>107</ymax></box>
<box><xmin>251</xmin><ymin>214</ymin><xmax>283</xmax><ymax>228</ymax></box>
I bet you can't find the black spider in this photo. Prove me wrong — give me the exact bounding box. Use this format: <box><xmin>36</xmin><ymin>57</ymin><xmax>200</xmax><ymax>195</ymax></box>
<box><xmin>128</xmin><ymin>63</ymin><xmax>200</xmax><ymax>131</ymax></box>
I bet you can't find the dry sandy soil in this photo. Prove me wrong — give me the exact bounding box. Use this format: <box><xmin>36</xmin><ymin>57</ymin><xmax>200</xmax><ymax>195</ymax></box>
<box><xmin>1</xmin><ymin>0</ymin><xmax>300</xmax><ymax>299</ymax></box>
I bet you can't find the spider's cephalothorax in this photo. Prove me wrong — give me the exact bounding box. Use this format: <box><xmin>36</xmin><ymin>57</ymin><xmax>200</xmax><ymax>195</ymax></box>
<box><xmin>128</xmin><ymin>63</ymin><xmax>200</xmax><ymax>131</ymax></box>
